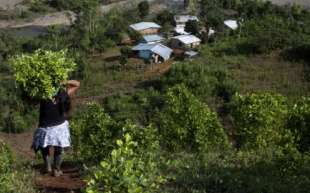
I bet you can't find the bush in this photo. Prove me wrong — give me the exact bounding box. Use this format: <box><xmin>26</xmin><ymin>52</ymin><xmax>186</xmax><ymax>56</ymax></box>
<box><xmin>0</xmin><ymin>142</ymin><xmax>14</xmax><ymax>192</ymax></box>
<box><xmin>231</xmin><ymin>93</ymin><xmax>295</xmax><ymax>150</ymax></box>
<box><xmin>288</xmin><ymin>97</ymin><xmax>310</xmax><ymax>152</ymax></box>
<box><xmin>160</xmin><ymin>84</ymin><xmax>229</xmax><ymax>151</ymax></box>
<box><xmin>10</xmin><ymin>49</ymin><xmax>77</xmax><ymax>100</ymax></box>
<box><xmin>161</xmin><ymin>62</ymin><xmax>217</xmax><ymax>100</ymax></box>
<box><xmin>71</xmin><ymin>103</ymin><xmax>119</xmax><ymax>162</ymax></box>
<box><xmin>86</xmin><ymin>133</ymin><xmax>164</xmax><ymax>193</ymax></box>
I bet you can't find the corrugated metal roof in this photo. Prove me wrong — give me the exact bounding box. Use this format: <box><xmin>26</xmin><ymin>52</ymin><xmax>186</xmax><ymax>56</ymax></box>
<box><xmin>129</xmin><ymin>22</ymin><xmax>161</xmax><ymax>31</ymax></box>
<box><xmin>174</xmin><ymin>15</ymin><xmax>199</xmax><ymax>23</ymax></box>
<box><xmin>142</xmin><ymin>34</ymin><xmax>165</xmax><ymax>43</ymax></box>
<box><xmin>132</xmin><ymin>43</ymin><xmax>172</xmax><ymax>60</ymax></box>
<box><xmin>173</xmin><ymin>34</ymin><xmax>201</xmax><ymax>44</ymax></box>
<box><xmin>224</xmin><ymin>20</ymin><xmax>238</xmax><ymax>30</ymax></box>
<box><xmin>174</xmin><ymin>26</ymin><xmax>190</xmax><ymax>35</ymax></box>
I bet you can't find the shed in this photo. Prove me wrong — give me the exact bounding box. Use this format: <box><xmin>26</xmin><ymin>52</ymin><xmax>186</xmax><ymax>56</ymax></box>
<box><xmin>171</xmin><ymin>34</ymin><xmax>201</xmax><ymax>49</ymax></box>
<box><xmin>132</xmin><ymin>43</ymin><xmax>172</xmax><ymax>63</ymax></box>
<box><xmin>129</xmin><ymin>22</ymin><xmax>161</xmax><ymax>35</ymax></box>
<box><xmin>174</xmin><ymin>26</ymin><xmax>190</xmax><ymax>35</ymax></box>
<box><xmin>141</xmin><ymin>34</ymin><xmax>165</xmax><ymax>44</ymax></box>
<box><xmin>174</xmin><ymin>15</ymin><xmax>199</xmax><ymax>27</ymax></box>
<box><xmin>224</xmin><ymin>20</ymin><xmax>238</xmax><ymax>30</ymax></box>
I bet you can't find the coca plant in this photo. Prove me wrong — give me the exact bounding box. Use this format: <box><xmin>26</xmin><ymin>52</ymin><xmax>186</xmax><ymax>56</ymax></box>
<box><xmin>10</xmin><ymin>49</ymin><xmax>76</xmax><ymax>100</ymax></box>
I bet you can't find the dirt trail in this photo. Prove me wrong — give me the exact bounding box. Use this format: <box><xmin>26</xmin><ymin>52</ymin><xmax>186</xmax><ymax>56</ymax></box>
<box><xmin>34</xmin><ymin>162</ymin><xmax>85</xmax><ymax>193</ymax></box>
<box><xmin>0</xmin><ymin>11</ymin><xmax>76</xmax><ymax>29</ymax></box>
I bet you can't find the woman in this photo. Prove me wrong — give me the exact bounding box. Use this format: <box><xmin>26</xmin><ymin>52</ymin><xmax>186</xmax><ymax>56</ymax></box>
<box><xmin>32</xmin><ymin>80</ymin><xmax>80</xmax><ymax>177</ymax></box>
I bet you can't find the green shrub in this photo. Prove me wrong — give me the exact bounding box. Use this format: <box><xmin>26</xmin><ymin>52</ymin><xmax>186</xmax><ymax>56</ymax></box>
<box><xmin>288</xmin><ymin>97</ymin><xmax>310</xmax><ymax>152</ymax></box>
<box><xmin>198</xmin><ymin>149</ymin><xmax>310</xmax><ymax>193</ymax></box>
<box><xmin>86</xmin><ymin>133</ymin><xmax>164</xmax><ymax>193</ymax></box>
<box><xmin>161</xmin><ymin>62</ymin><xmax>217</xmax><ymax>100</ymax></box>
<box><xmin>160</xmin><ymin>84</ymin><xmax>229</xmax><ymax>151</ymax></box>
<box><xmin>10</xmin><ymin>49</ymin><xmax>77</xmax><ymax>100</ymax></box>
<box><xmin>71</xmin><ymin>103</ymin><xmax>119</xmax><ymax>162</ymax></box>
<box><xmin>0</xmin><ymin>142</ymin><xmax>14</xmax><ymax>192</ymax></box>
<box><xmin>231</xmin><ymin>93</ymin><xmax>295</xmax><ymax>150</ymax></box>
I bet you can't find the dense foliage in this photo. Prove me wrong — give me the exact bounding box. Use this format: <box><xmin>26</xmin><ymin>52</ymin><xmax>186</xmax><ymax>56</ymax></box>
<box><xmin>288</xmin><ymin>97</ymin><xmax>310</xmax><ymax>152</ymax></box>
<box><xmin>160</xmin><ymin>84</ymin><xmax>228</xmax><ymax>151</ymax></box>
<box><xmin>0</xmin><ymin>142</ymin><xmax>14</xmax><ymax>192</ymax></box>
<box><xmin>10</xmin><ymin>49</ymin><xmax>76</xmax><ymax>100</ymax></box>
<box><xmin>231</xmin><ymin>93</ymin><xmax>295</xmax><ymax>150</ymax></box>
<box><xmin>86</xmin><ymin>133</ymin><xmax>164</xmax><ymax>193</ymax></box>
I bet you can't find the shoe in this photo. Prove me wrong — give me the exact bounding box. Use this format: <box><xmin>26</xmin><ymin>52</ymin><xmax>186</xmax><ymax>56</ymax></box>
<box><xmin>53</xmin><ymin>169</ymin><xmax>63</xmax><ymax>177</ymax></box>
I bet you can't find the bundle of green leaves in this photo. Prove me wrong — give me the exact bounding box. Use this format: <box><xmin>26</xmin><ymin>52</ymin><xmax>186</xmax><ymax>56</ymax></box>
<box><xmin>10</xmin><ymin>49</ymin><xmax>76</xmax><ymax>100</ymax></box>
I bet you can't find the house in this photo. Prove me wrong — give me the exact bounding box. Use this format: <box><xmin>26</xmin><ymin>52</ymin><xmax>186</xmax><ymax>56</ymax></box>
<box><xmin>174</xmin><ymin>15</ymin><xmax>199</xmax><ymax>28</ymax></box>
<box><xmin>174</xmin><ymin>15</ymin><xmax>199</xmax><ymax>35</ymax></box>
<box><xmin>171</xmin><ymin>34</ymin><xmax>201</xmax><ymax>49</ymax></box>
<box><xmin>224</xmin><ymin>20</ymin><xmax>238</xmax><ymax>30</ymax></box>
<box><xmin>141</xmin><ymin>34</ymin><xmax>165</xmax><ymax>44</ymax></box>
<box><xmin>129</xmin><ymin>22</ymin><xmax>161</xmax><ymax>35</ymax></box>
<box><xmin>174</xmin><ymin>26</ymin><xmax>190</xmax><ymax>35</ymax></box>
<box><xmin>132</xmin><ymin>43</ymin><xmax>173</xmax><ymax>63</ymax></box>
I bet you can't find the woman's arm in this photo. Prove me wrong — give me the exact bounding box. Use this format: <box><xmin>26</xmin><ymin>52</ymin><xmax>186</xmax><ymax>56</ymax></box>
<box><xmin>65</xmin><ymin>80</ymin><xmax>80</xmax><ymax>97</ymax></box>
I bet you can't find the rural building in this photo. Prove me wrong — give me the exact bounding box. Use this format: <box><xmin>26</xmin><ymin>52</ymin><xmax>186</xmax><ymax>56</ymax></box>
<box><xmin>174</xmin><ymin>15</ymin><xmax>199</xmax><ymax>27</ymax></box>
<box><xmin>129</xmin><ymin>22</ymin><xmax>161</xmax><ymax>35</ymax></box>
<box><xmin>141</xmin><ymin>34</ymin><xmax>165</xmax><ymax>44</ymax></box>
<box><xmin>224</xmin><ymin>20</ymin><xmax>238</xmax><ymax>30</ymax></box>
<box><xmin>171</xmin><ymin>34</ymin><xmax>201</xmax><ymax>49</ymax></box>
<box><xmin>174</xmin><ymin>15</ymin><xmax>199</xmax><ymax>35</ymax></box>
<box><xmin>132</xmin><ymin>43</ymin><xmax>173</xmax><ymax>63</ymax></box>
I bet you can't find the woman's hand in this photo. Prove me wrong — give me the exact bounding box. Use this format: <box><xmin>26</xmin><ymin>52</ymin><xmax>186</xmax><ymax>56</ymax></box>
<box><xmin>65</xmin><ymin>80</ymin><xmax>80</xmax><ymax>97</ymax></box>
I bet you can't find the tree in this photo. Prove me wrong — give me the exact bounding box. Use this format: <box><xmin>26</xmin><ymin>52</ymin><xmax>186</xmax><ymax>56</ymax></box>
<box><xmin>138</xmin><ymin>1</ymin><xmax>149</xmax><ymax>18</ymax></box>
<box><xmin>185</xmin><ymin>20</ymin><xmax>200</xmax><ymax>35</ymax></box>
<box><xmin>156</xmin><ymin>10</ymin><xmax>174</xmax><ymax>26</ymax></box>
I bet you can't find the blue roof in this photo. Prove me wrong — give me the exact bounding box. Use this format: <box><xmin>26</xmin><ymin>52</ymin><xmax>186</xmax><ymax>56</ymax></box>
<box><xmin>142</xmin><ymin>34</ymin><xmax>165</xmax><ymax>43</ymax></box>
<box><xmin>132</xmin><ymin>43</ymin><xmax>172</xmax><ymax>60</ymax></box>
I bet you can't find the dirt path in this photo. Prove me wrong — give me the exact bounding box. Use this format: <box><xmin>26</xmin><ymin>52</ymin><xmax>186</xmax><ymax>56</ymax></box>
<box><xmin>0</xmin><ymin>11</ymin><xmax>76</xmax><ymax>29</ymax></box>
<box><xmin>34</xmin><ymin>162</ymin><xmax>85</xmax><ymax>193</ymax></box>
<box><xmin>0</xmin><ymin>0</ymin><xmax>24</xmax><ymax>10</ymax></box>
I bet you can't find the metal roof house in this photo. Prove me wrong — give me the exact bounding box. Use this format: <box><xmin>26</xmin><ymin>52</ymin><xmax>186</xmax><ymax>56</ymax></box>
<box><xmin>141</xmin><ymin>34</ymin><xmax>165</xmax><ymax>44</ymax></box>
<box><xmin>224</xmin><ymin>20</ymin><xmax>238</xmax><ymax>30</ymax></box>
<box><xmin>174</xmin><ymin>15</ymin><xmax>199</xmax><ymax>35</ymax></box>
<box><xmin>132</xmin><ymin>43</ymin><xmax>172</xmax><ymax>63</ymax></box>
<box><xmin>129</xmin><ymin>22</ymin><xmax>161</xmax><ymax>35</ymax></box>
<box><xmin>174</xmin><ymin>15</ymin><xmax>199</xmax><ymax>27</ymax></box>
<box><xmin>171</xmin><ymin>34</ymin><xmax>201</xmax><ymax>49</ymax></box>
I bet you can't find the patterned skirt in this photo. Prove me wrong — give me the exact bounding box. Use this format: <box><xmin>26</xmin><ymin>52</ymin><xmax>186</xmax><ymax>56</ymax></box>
<box><xmin>32</xmin><ymin>121</ymin><xmax>71</xmax><ymax>152</ymax></box>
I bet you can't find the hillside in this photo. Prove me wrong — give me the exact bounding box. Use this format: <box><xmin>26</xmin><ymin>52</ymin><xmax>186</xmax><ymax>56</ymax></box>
<box><xmin>1</xmin><ymin>0</ymin><xmax>310</xmax><ymax>193</ymax></box>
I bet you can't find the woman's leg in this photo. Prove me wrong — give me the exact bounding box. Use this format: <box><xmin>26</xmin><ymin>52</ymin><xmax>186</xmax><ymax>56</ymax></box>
<box><xmin>54</xmin><ymin>146</ymin><xmax>63</xmax><ymax>171</ymax></box>
<box><xmin>41</xmin><ymin>146</ymin><xmax>52</xmax><ymax>173</ymax></box>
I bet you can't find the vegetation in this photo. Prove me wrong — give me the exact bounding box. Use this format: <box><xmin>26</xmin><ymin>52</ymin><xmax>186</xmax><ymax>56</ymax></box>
<box><xmin>10</xmin><ymin>49</ymin><xmax>77</xmax><ymax>100</ymax></box>
<box><xmin>1</xmin><ymin>0</ymin><xmax>310</xmax><ymax>192</ymax></box>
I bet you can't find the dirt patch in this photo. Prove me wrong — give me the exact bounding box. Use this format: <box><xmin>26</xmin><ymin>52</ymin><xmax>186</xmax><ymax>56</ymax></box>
<box><xmin>0</xmin><ymin>11</ymin><xmax>76</xmax><ymax>28</ymax></box>
<box><xmin>34</xmin><ymin>162</ymin><xmax>86</xmax><ymax>193</ymax></box>
<box><xmin>0</xmin><ymin>130</ymin><xmax>35</xmax><ymax>159</ymax></box>
<box><xmin>0</xmin><ymin>0</ymin><xmax>24</xmax><ymax>10</ymax></box>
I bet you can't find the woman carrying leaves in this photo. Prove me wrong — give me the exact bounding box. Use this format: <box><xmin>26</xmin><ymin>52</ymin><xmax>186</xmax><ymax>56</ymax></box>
<box><xmin>32</xmin><ymin>80</ymin><xmax>80</xmax><ymax>177</ymax></box>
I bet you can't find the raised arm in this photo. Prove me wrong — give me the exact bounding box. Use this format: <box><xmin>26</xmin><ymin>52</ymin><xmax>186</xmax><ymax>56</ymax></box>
<box><xmin>65</xmin><ymin>80</ymin><xmax>80</xmax><ymax>97</ymax></box>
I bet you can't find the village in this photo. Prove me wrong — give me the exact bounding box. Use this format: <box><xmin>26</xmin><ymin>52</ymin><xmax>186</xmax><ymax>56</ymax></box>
<box><xmin>127</xmin><ymin>12</ymin><xmax>239</xmax><ymax>64</ymax></box>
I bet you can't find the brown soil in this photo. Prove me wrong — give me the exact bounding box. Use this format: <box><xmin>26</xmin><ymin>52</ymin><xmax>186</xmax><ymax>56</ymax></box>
<box><xmin>0</xmin><ymin>132</ymin><xmax>85</xmax><ymax>192</ymax></box>
<box><xmin>0</xmin><ymin>131</ymin><xmax>35</xmax><ymax>160</ymax></box>
<box><xmin>34</xmin><ymin>162</ymin><xmax>86</xmax><ymax>193</ymax></box>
